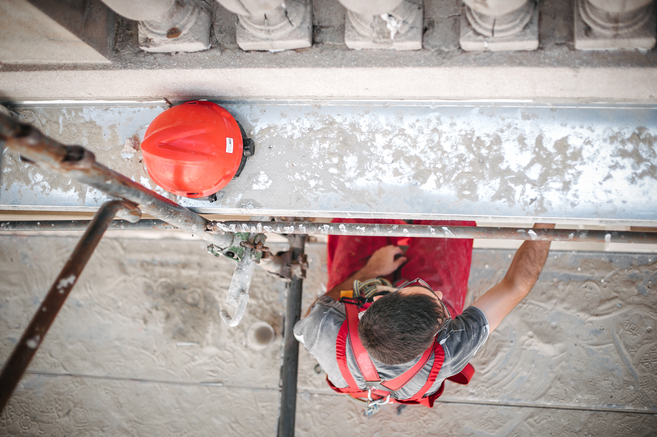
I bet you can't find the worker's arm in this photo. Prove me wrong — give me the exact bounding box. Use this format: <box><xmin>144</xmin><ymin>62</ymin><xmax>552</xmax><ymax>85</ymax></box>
<box><xmin>323</xmin><ymin>245</ymin><xmax>407</xmax><ymax>301</ymax></box>
<box><xmin>472</xmin><ymin>223</ymin><xmax>554</xmax><ymax>333</ymax></box>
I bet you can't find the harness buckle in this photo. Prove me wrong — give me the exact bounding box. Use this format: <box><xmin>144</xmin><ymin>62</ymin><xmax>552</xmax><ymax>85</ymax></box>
<box><xmin>365</xmin><ymin>380</ymin><xmax>389</xmax><ymax>392</ymax></box>
<box><xmin>364</xmin><ymin>387</ymin><xmax>392</xmax><ymax>416</ymax></box>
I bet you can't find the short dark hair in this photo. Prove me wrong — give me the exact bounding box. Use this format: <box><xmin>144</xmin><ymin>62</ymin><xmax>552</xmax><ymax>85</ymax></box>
<box><xmin>358</xmin><ymin>292</ymin><xmax>445</xmax><ymax>365</ymax></box>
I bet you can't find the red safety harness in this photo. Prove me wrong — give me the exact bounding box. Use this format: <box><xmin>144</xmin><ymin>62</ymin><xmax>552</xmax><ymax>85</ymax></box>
<box><xmin>327</xmin><ymin>295</ymin><xmax>475</xmax><ymax>408</ymax></box>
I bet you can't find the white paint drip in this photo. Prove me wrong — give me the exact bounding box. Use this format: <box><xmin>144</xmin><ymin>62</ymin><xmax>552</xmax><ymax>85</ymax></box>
<box><xmin>420</xmin><ymin>174</ymin><xmax>437</xmax><ymax>191</ymax></box>
<box><xmin>605</xmin><ymin>233</ymin><xmax>612</xmax><ymax>243</ymax></box>
<box><xmin>26</xmin><ymin>335</ymin><xmax>41</xmax><ymax>349</ymax></box>
<box><xmin>57</xmin><ymin>274</ymin><xmax>77</xmax><ymax>292</ymax></box>
<box><xmin>528</xmin><ymin>230</ymin><xmax>538</xmax><ymax>240</ymax></box>
<box><xmin>380</xmin><ymin>13</ymin><xmax>402</xmax><ymax>40</ymax></box>
<box><xmin>253</xmin><ymin>171</ymin><xmax>272</xmax><ymax>190</ymax></box>
<box><xmin>121</xmin><ymin>137</ymin><xmax>139</xmax><ymax>160</ymax></box>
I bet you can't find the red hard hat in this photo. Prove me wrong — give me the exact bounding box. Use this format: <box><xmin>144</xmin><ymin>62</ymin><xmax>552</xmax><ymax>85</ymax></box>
<box><xmin>141</xmin><ymin>101</ymin><xmax>252</xmax><ymax>198</ymax></box>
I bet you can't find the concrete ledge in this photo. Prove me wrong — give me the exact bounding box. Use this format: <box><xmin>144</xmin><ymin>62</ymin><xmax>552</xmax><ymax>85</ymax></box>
<box><xmin>1</xmin><ymin>66</ymin><xmax>657</xmax><ymax>101</ymax></box>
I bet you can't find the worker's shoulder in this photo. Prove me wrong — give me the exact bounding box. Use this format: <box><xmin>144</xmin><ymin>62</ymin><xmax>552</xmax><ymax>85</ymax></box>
<box><xmin>459</xmin><ymin>305</ymin><xmax>489</xmax><ymax>327</ymax></box>
<box><xmin>435</xmin><ymin>306</ymin><xmax>490</xmax><ymax>374</ymax></box>
<box><xmin>294</xmin><ymin>295</ymin><xmax>344</xmax><ymax>352</ymax></box>
<box><xmin>438</xmin><ymin>306</ymin><xmax>489</xmax><ymax>347</ymax></box>
<box><xmin>307</xmin><ymin>295</ymin><xmax>346</xmax><ymax>319</ymax></box>
<box><xmin>294</xmin><ymin>296</ymin><xmax>344</xmax><ymax>333</ymax></box>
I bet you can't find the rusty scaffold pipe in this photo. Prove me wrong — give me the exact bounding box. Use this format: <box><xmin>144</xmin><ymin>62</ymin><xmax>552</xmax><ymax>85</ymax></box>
<box><xmin>0</xmin><ymin>200</ymin><xmax>141</xmax><ymax>412</ymax></box>
<box><xmin>211</xmin><ymin>221</ymin><xmax>657</xmax><ymax>245</ymax></box>
<box><xmin>0</xmin><ymin>112</ymin><xmax>233</xmax><ymax>248</ymax></box>
<box><xmin>0</xmin><ymin>219</ymin><xmax>179</xmax><ymax>232</ymax></box>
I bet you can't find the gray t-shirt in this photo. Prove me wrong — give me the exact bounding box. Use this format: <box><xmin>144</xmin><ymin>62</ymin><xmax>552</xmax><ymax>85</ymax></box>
<box><xmin>294</xmin><ymin>296</ymin><xmax>490</xmax><ymax>400</ymax></box>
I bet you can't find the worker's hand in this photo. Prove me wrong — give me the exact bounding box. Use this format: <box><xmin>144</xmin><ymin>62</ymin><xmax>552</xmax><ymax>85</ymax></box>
<box><xmin>363</xmin><ymin>245</ymin><xmax>407</xmax><ymax>278</ymax></box>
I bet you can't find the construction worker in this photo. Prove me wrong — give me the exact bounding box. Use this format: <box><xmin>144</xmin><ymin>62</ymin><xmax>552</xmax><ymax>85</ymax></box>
<box><xmin>294</xmin><ymin>219</ymin><xmax>554</xmax><ymax>412</ymax></box>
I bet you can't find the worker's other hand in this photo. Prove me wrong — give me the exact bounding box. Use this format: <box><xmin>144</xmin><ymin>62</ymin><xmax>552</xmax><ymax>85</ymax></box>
<box><xmin>363</xmin><ymin>245</ymin><xmax>407</xmax><ymax>278</ymax></box>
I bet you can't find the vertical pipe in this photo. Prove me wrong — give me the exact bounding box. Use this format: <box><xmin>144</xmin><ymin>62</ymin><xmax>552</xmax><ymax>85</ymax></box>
<box><xmin>0</xmin><ymin>200</ymin><xmax>140</xmax><ymax>412</ymax></box>
<box><xmin>278</xmin><ymin>234</ymin><xmax>306</xmax><ymax>437</ymax></box>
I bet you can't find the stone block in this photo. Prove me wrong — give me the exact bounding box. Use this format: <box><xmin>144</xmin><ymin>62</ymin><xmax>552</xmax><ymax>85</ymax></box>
<box><xmin>313</xmin><ymin>0</ymin><xmax>346</xmax><ymax>45</ymax></box>
<box><xmin>344</xmin><ymin>0</ymin><xmax>422</xmax><ymax>50</ymax></box>
<box><xmin>139</xmin><ymin>0</ymin><xmax>212</xmax><ymax>53</ymax></box>
<box><xmin>574</xmin><ymin>0</ymin><xmax>656</xmax><ymax>50</ymax></box>
<box><xmin>27</xmin><ymin>0</ymin><xmax>117</xmax><ymax>59</ymax></box>
<box><xmin>235</xmin><ymin>0</ymin><xmax>312</xmax><ymax>51</ymax></box>
<box><xmin>459</xmin><ymin>3</ymin><xmax>539</xmax><ymax>52</ymax></box>
<box><xmin>423</xmin><ymin>15</ymin><xmax>459</xmax><ymax>51</ymax></box>
<box><xmin>423</xmin><ymin>0</ymin><xmax>460</xmax><ymax>51</ymax></box>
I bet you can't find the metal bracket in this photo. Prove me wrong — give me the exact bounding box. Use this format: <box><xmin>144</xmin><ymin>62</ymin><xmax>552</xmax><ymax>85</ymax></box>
<box><xmin>207</xmin><ymin>232</ymin><xmax>269</xmax><ymax>263</ymax></box>
<box><xmin>219</xmin><ymin>247</ymin><xmax>256</xmax><ymax>327</ymax></box>
<box><xmin>260</xmin><ymin>249</ymin><xmax>308</xmax><ymax>282</ymax></box>
<box><xmin>208</xmin><ymin>232</ymin><xmax>269</xmax><ymax>327</ymax></box>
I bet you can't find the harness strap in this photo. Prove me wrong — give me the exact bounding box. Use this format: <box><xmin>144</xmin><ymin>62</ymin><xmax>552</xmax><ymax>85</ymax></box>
<box><xmin>382</xmin><ymin>342</ymin><xmax>434</xmax><ymax>391</ymax></box>
<box><xmin>404</xmin><ymin>341</ymin><xmax>444</xmax><ymax>403</ymax></box>
<box><xmin>449</xmin><ymin>363</ymin><xmax>474</xmax><ymax>385</ymax></box>
<box><xmin>332</xmin><ymin>294</ymin><xmax>475</xmax><ymax>407</ymax></box>
<box><xmin>335</xmin><ymin>322</ymin><xmax>360</xmax><ymax>390</ymax></box>
<box><xmin>337</xmin><ymin>300</ymin><xmax>442</xmax><ymax>399</ymax></box>
<box><xmin>344</xmin><ymin>302</ymin><xmax>380</xmax><ymax>382</ymax></box>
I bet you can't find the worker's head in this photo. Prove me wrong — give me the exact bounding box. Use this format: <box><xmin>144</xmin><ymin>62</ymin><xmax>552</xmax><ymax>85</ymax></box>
<box><xmin>358</xmin><ymin>280</ymin><xmax>449</xmax><ymax>365</ymax></box>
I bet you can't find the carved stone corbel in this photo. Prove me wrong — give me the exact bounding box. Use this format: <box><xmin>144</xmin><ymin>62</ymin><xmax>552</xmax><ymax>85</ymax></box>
<box><xmin>138</xmin><ymin>0</ymin><xmax>213</xmax><ymax>53</ymax></box>
<box><xmin>459</xmin><ymin>0</ymin><xmax>539</xmax><ymax>52</ymax></box>
<box><xmin>339</xmin><ymin>0</ymin><xmax>423</xmax><ymax>50</ymax></box>
<box><xmin>574</xmin><ymin>0</ymin><xmax>656</xmax><ymax>50</ymax></box>
<box><xmin>102</xmin><ymin>0</ymin><xmax>213</xmax><ymax>53</ymax></box>
<box><xmin>215</xmin><ymin>0</ymin><xmax>312</xmax><ymax>51</ymax></box>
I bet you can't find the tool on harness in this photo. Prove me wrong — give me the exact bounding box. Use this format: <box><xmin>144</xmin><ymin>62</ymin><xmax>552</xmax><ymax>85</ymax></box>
<box><xmin>328</xmin><ymin>283</ymin><xmax>475</xmax><ymax>413</ymax></box>
<box><xmin>351</xmin><ymin>277</ymin><xmax>393</xmax><ymax>299</ymax></box>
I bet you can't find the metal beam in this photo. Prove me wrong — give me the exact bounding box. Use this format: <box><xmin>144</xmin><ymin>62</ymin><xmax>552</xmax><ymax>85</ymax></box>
<box><xmin>2</xmin><ymin>101</ymin><xmax>656</xmax><ymax>226</ymax></box>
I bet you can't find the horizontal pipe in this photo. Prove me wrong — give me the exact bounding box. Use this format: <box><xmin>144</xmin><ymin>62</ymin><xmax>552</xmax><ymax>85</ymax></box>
<box><xmin>212</xmin><ymin>221</ymin><xmax>657</xmax><ymax>245</ymax></box>
<box><xmin>0</xmin><ymin>113</ymin><xmax>232</xmax><ymax>248</ymax></box>
<box><xmin>0</xmin><ymin>219</ymin><xmax>179</xmax><ymax>232</ymax></box>
<box><xmin>5</xmin><ymin>219</ymin><xmax>656</xmax><ymax>245</ymax></box>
